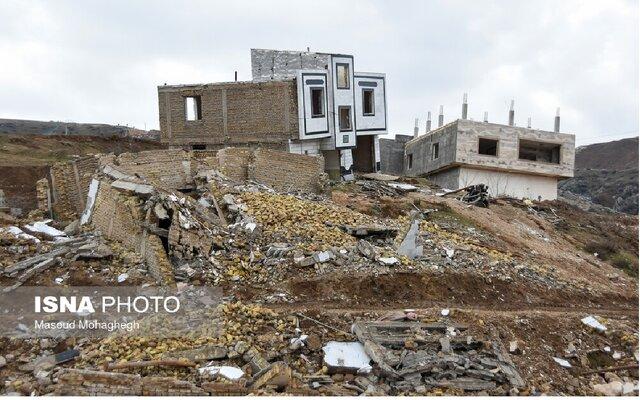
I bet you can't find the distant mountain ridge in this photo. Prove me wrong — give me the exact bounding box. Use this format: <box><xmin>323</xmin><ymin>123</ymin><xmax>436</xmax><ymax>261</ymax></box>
<box><xmin>559</xmin><ymin>136</ymin><xmax>638</xmax><ymax>214</ymax></box>
<box><xmin>575</xmin><ymin>137</ymin><xmax>638</xmax><ymax>171</ymax></box>
<box><xmin>0</xmin><ymin>118</ymin><xmax>159</xmax><ymax>140</ymax></box>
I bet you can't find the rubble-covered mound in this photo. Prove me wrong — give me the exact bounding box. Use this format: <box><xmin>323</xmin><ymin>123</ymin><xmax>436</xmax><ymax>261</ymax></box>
<box><xmin>0</xmin><ymin>149</ymin><xmax>637</xmax><ymax>396</ymax></box>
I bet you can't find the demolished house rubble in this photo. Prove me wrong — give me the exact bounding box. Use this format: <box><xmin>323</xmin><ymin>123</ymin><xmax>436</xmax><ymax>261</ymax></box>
<box><xmin>0</xmin><ymin>147</ymin><xmax>638</xmax><ymax>396</ymax></box>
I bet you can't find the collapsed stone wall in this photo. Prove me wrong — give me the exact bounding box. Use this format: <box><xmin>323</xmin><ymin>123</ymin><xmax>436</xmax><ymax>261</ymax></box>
<box><xmin>90</xmin><ymin>181</ymin><xmax>175</xmax><ymax>286</ymax></box>
<box><xmin>49</xmin><ymin>156</ymin><xmax>99</xmax><ymax>221</ymax></box>
<box><xmin>35</xmin><ymin>178</ymin><xmax>49</xmax><ymax>213</ymax></box>
<box><xmin>55</xmin><ymin>369</ymin><xmax>206</xmax><ymax>396</ymax></box>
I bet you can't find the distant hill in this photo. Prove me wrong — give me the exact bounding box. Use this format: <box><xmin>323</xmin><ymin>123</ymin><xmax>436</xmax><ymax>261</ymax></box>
<box><xmin>559</xmin><ymin>137</ymin><xmax>638</xmax><ymax>214</ymax></box>
<box><xmin>0</xmin><ymin>118</ymin><xmax>159</xmax><ymax>140</ymax></box>
<box><xmin>575</xmin><ymin>137</ymin><xmax>638</xmax><ymax>170</ymax></box>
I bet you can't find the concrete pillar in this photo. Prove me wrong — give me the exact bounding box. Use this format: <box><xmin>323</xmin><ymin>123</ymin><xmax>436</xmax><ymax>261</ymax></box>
<box><xmin>413</xmin><ymin>118</ymin><xmax>419</xmax><ymax>138</ymax></box>
<box><xmin>322</xmin><ymin>150</ymin><xmax>341</xmax><ymax>180</ymax></box>
<box><xmin>426</xmin><ymin>111</ymin><xmax>432</xmax><ymax>133</ymax></box>
<box><xmin>527</xmin><ymin>117</ymin><xmax>531</xmax><ymax>129</ymax></box>
<box><xmin>461</xmin><ymin>93</ymin><xmax>468</xmax><ymax>119</ymax></box>
<box><xmin>483</xmin><ymin>111</ymin><xmax>488</xmax><ymax>123</ymax></box>
<box><xmin>508</xmin><ymin>100</ymin><xmax>514</xmax><ymax>126</ymax></box>
<box><xmin>554</xmin><ymin>108</ymin><xmax>560</xmax><ymax>133</ymax></box>
<box><xmin>438</xmin><ymin>105</ymin><xmax>444</xmax><ymax>128</ymax></box>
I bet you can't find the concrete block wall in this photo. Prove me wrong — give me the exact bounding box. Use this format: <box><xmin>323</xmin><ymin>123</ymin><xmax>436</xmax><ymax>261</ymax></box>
<box><xmin>158</xmin><ymin>80</ymin><xmax>298</xmax><ymax>149</ymax></box>
<box><xmin>379</xmin><ymin>134</ymin><xmax>412</xmax><ymax>175</ymax></box>
<box><xmin>249</xmin><ymin>148</ymin><xmax>325</xmax><ymax>193</ymax></box>
<box><xmin>251</xmin><ymin>49</ymin><xmax>330</xmax><ymax>81</ymax></box>
<box><xmin>404</xmin><ymin>123</ymin><xmax>458</xmax><ymax>177</ymax></box>
<box><xmin>456</xmin><ymin>119</ymin><xmax>575</xmax><ymax>178</ymax></box>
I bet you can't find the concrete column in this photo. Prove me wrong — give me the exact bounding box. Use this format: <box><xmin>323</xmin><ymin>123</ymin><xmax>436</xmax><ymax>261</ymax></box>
<box><xmin>426</xmin><ymin>111</ymin><xmax>432</xmax><ymax>133</ymax></box>
<box><xmin>554</xmin><ymin>108</ymin><xmax>560</xmax><ymax>133</ymax></box>
<box><xmin>438</xmin><ymin>105</ymin><xmax>444</xmax><ymax>127</ymax></box>
<box><xmin>461</xmin><ymin>93</ymin><xmax>468</xmax><ymax>119</ymax></box>
<box><xmin>483</xmin><ymin>111</ymin><xmax>488</xmax><ymax>123</ymax></box>
<box><xmin>508</xmin><ymin>100</ymin><xmax>514</xmax><ymax>126</ymax></box>
<box><xmin>413</xmin><ymin>118</ymin><xmax>419</xmax><ymax>138</ymax></box>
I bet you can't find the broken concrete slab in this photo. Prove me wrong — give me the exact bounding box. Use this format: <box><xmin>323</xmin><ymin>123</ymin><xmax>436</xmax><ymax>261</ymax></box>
<box><xmin>24</xmin><ymin>220</ymin><xmax>66</xmax><ymax>239</ymax></box>
<box><xmin>360</xmin><ymin>172</ymin><xmax>399</xmax><ymax>182</ymax></box>
<box><xmin>397</xmin><ymin>218</ymin><xmax>423</xmax><ymax>260</ymax></box>
<box><xmin>80</xmin><ymin>178</ymin><xmax>100</xmax><ymax>225</ymax></box>
<box><xmin>322</xmin><ymin>341</ymin><xmax>372</xmax><ymax>373</ymax></box>
<box><xmin>198</xmin><ymin>364</ymin><xmax>244</xmax><ymax>380</ymax></box>
<box><xmin>387</xmin><ymin>182</ymin><xmax>418</xmax><ymax>192</ymax></box>
<box><xmin>111</xmin><ymin>180</ymin><xmax>155</xmax><ymax>196</ymax></box>
<box><xmin>435</xmin><ymin>377</ymin><xmax>497</xmax><ymax>391</ymax></box>
<box><xmin>581</xmin><ymin>315</ymin><xmax>607</xmax><ymax>332</ymax></box>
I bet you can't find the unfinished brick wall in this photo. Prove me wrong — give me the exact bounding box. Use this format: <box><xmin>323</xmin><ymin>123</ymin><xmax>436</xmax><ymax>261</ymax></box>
<box><xmin>158</xmin><ymin>80</ymin><xmax>298</xmax><ymax>149</ymax></box>
<box><xmin>217</xmin><ymin>147</ymin><xmax>252</xmax><ymax>181</ymax></box>
<box><xmin>49</xmin><ymin>156</ymin><xmax>99</xmax><ymax>220</ymax></box>
<box><xmin>249</xmin><ymin>148</ymin><xmax>325</xmax><ymax>193</ymax></box>
<box><xmin>113</xmin><ymin>149</ymin><xmax>193</xmax><ymax>189</ymax></box>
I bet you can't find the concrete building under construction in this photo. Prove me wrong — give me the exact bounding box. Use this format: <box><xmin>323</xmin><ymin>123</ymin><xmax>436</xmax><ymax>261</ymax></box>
<box><xmin>381</xmin><ymin>98</ymin><xmax>575</xmax><ymax>200</ymax></box>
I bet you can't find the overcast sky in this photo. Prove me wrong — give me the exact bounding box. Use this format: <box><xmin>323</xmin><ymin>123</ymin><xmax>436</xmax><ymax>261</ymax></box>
<box><xmin>0</xmin><ymin>0</ymin><xmax>637</xmax><ymax>145</ymax></box>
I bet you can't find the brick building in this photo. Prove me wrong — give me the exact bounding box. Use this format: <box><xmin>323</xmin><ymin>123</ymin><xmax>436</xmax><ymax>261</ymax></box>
<box><xmin>158</xmin><ymin>49</ymin><xmax>388</xmax><ymax>179</ymax></box>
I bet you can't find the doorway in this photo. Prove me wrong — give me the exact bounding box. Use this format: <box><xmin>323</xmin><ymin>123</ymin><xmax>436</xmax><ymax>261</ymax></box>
<box><xmin>352</xmin><ymin>135</ymin><xmax>375</xmax><ymax>173</ymax></box>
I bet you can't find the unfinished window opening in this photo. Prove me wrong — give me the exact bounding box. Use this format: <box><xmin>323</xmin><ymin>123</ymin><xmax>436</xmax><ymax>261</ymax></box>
<box><xmin>407</xmin><ymin>153</ymin><xmax>413</xmax><ymax>169</ymax></box>
<box><xmin>336</xmin><ymin>63</ymin><xmax>350</xmax><ymax>89</ymax></box>
<box><xmin>192</xmin><ymin>144</ymin><xmax>206</xmax><ymax>151</ymax></box>
<box><xmin>157</xmin><ymin>209</ymin><xmax>174</xmax><ymax>253</ymax></box>
<box><xmin>432</xmin><ymin>143</ymin><xmax>440</xmax><ymax>160</ymax></box>
<box><xmin>310</xmin><ymin>87</ymin><xmax>325</xmax><ymax>118</ymax></box>
<box><xmin>478</xmin><ymin>138</ymin><xmax>498</xmax><ymax>156</ymax></box>
<box><xmin>339</xmin><ymin>106</ymin><xmax>352</xmax><ymax>131</ymax></box>
<box><xmin>518</xmin><ymin>139</ymin><xmax>561</xmax><ymax>164</ymax></box>
<box><xmin>184</xmin><ymin>96</ymin><xmax>202</xmax><ymax>121</ymax></box>
<box><xmin>362</xmin><ymin>89</ymin><xmax>375</xmax><ymax>116</ymax></box>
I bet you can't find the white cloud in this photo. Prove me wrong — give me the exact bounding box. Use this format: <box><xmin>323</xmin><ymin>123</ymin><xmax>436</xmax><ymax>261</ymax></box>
<box><xmin>0</xmin><ymin>0</ymin><xmax>636</xmax><ymax>145</ymax></box>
